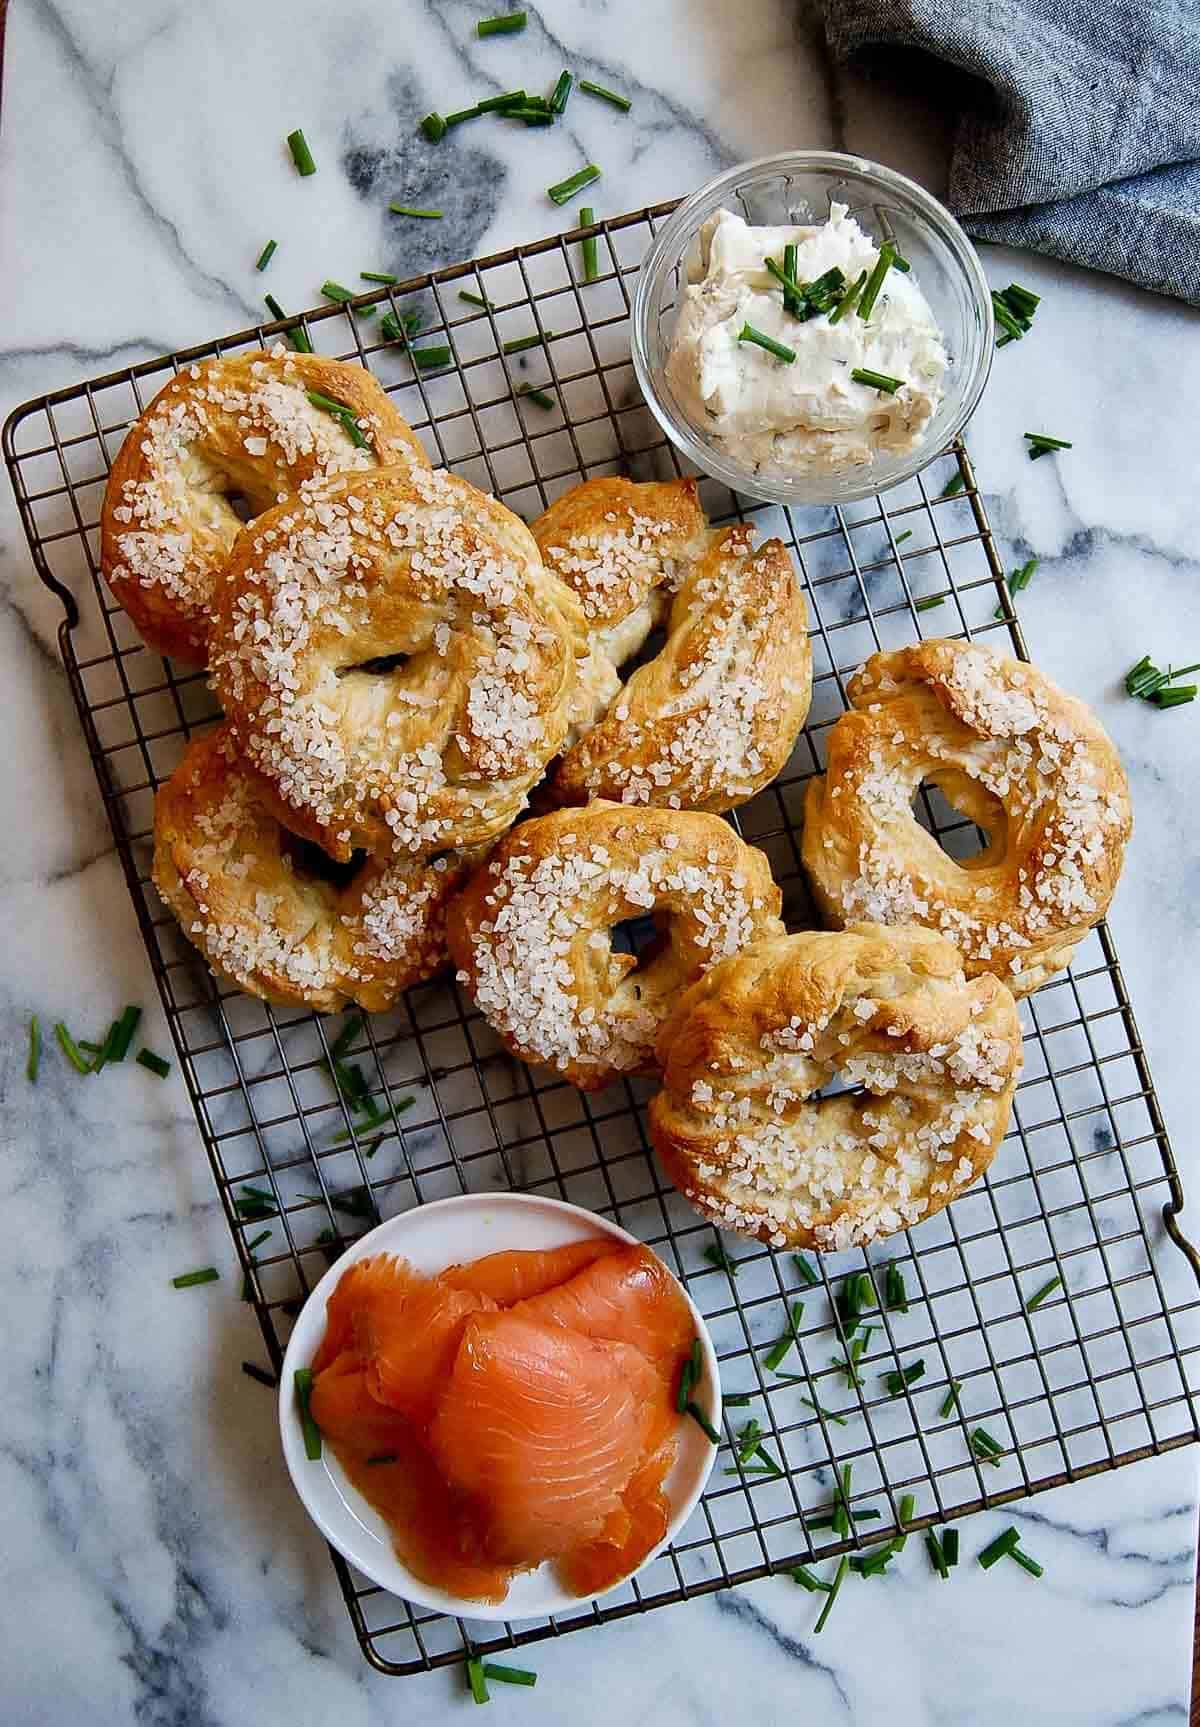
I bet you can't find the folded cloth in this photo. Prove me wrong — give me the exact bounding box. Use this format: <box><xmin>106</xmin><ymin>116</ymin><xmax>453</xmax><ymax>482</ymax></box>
<box><xmin>822</xmin><ymin>0</ymin><xmax>1200</xmax><ymax>304</ymax></box>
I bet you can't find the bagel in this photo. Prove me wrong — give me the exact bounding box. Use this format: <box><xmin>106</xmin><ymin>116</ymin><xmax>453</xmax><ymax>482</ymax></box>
<box><xmin>533</xmin><ymin>478</ymin><xmax>811</xmax><ymax>811</ymax></box>
<box><xmin>209</xmin><ymin>465</ymin><xmax>588</xmax><ymax>862</ymax></box>
<box><xmin>648</xmin><ymin>924</ymin><xmax>1022</xmax><ymax>1250</ymax></box>
<box><xmin>153</xmin><ymin>728</ymin><xmax>473</xmax><ymax>1013</ymax></box>
<box><xmin>446</xmin><ymin>800</ymin><xmax>784</xmax><ymax>1090</ymax></box>
<box><xmin>101</xmin><ymin>349</ymin><xmax>429</xmax><ymax>662</ymax></box>
<box><xmin>802</xmin><ymin>639</ymin><xmax>1131</xmax><ymax>996</ymax></box>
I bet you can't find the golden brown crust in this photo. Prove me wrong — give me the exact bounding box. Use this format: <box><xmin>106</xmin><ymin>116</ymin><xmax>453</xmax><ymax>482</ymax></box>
<box><xmin>648</xmin><ymin>923</ymin><xmax>1022</xmax><ymax>1250</ymax></box>
<box><xmin>208</xmin><ymin>466</ymin><xmax>588</xmax><ymax>862</ymax></box>
<box><xmin>153</xmin><ymin>727</ymin><xmax>473</xmax><ymax>1013</ymax></box>
<box><xmin>551</xmin><ymin>525</ymin><xmax>811</xmax><ymax>811</ymax></box>
<box><xmin>801</xmin><ymin>639</ymin><xmax>1132</xmax><ymax>996</ymax></box>
<box><xmin>101</xmin><ymin>350</ymin><xmax>428</xmax><ymax>663</ymax></box>
<box><xmin>446</xmin><ymin>800</ymin><xmax>784</xmax><ymax>1090</ymax></box>
<box><xmin>532</xmin><ymin>477</ymin><xmax>812</xmax><ymax>813</ymax></box>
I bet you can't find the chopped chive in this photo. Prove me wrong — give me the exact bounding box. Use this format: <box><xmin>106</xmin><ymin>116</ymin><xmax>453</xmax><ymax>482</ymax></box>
<box><xmin>459</xmin><ymin>288</ymin><xmax>491</xmax><ymax>308</ymax></box>
<box><xmin>235</xmin><ymin>1184</ymin><xmax>277</xmax><ymax>1221</ymax></box>
<box><xmin>738</xmin><ymin>323</ymin><xmax>796</xmax><ymax>364</ymax></box>
<box><xmin>517</xmin><ymin>383</ymin><xmax>556</xmax><ymax>410</ymax></box>
<box><xmin>994</xmin><ymin>555</ymin><xmax>1038</xmax><ymax>618</ymax></box>
<box><xmin>829</xmin><ymin>268</ymin><xmax>867</xmax><ymax>323</ymax></box>
<box><xmin>685</xmin><ymin>1400</ymin><xmax>720</xmax><ymax>1444</ymax></box>
<box><xmin>322</xmin><ymin>1186</ymin><xmax>379</xmax><ymax>1221</ymax></box>
<box><xmin>839</xmin><ymin>1273</ymin><xmax>862</xmax><ymax>1323</ymax></box>
<box><xmin>895</xmin><ymin>1491</ymin><xmax>916</xmax><ymax>1550</ymax></box>
<box><xmin>306</xmin><ymin>390</ymin><xmax>371</xmax><ymax>450</ymax></box>
<box><xmin>1024</xmin><ymin>1273</ymin><xmax>1063</xmax><ymax>1312</ymax></box>
<box><xmin>445</xmin><ymin>105</ymin><xmax>483</xmax><ymax>126</ymax></box>
<box><xmin>970</xmin><ymin>1427</ymin><xmax>1004</xmax><ymax>1466</ymax></box>
<box><xmin>991</xmin><ymin>292</ymin><xmax>1025</xmax><ymax>342</ymax></box>
<box><xmin>54</xmin><ymin>1021</ymin><xmax>91</xmax><ymax>1075</ymax></box>
<box><xmin>420</xmin><ymin>112</ymin><xmax>448</xmax><ymax>142</ymax></box>
<box><xmin>502</xmin><ymin>330</ymin><xmax>552</xmax><ymax>354</ymax></box>
<box><xmin>939</xmin><ymin>1381</ymin><xmax>963</xmax><ymax>1419</ymax></box>
<box><xmin>172</xmin><ymin>1267</ymin><xmax>219</xmax><ymax>1289</ymax></box>
<box><xmin>366</xmin><ymin>1452</ymin><xmax>399</xmax><ymax>1466</ymax></box>
<box><xmin>389</xmin><ymin>204</ymin><xmax>443</xmax><ymax>219</ymax></box>
<box><xmin>483</xmin><ymin>1663</ymin><xmax>537</xmax><ymax>1687</ymax></box>
<box><xmin>762</xmin><ymin>1300</ymin><xmax>805</xmax><ymax>1370</ymax></box>
<box><xmin>884</xmin><ymin>1358</ymin><xmax>925</xmax><ymax>1396</ymax></box>
<box><xmin>320</xmin><ymin>279</ymin><xmax>356</xmax><ymax>304</ymax></box>
<box><xmin>781</xmin><ymin>242</ymin><xmax>800</xmax><ymax>316</ymax></box>
<box><xmin>506</xmin><ymin>104</ymin><xmax>555</xmax><ymax>125</ymax></box>
<box><xmin>109</xmin><ymin>1004</ymin><xmax>142</xmax><ymax>1063</ymax></box>
<box><xmin>832</xmin><ymin>1462</ymin><xmax>853</xmax><ymax>1538</ymax></box>
<box><xmin>478</xmin><ymin>89</ymin><xmax>527</xmax><ymax>112</ymax></box>
<box><xmin>136</xmin><ymin>1048</ymin><xmax>171</xmax><ymax>1079</ymax></box>
<box><xmin>548</xmin><ymin>163</ymin><xmax>602</xmax><ymax>206</ymax></box>
<box><xmin>894</xmin><ymin>529</ymin><xmax>913</xmax><ymax>545</ymax></box>
<box><xmin>330</xmin><ymin>1095</ymin><xmax>414</xmax><ymax>1142</ymax></box>
<box><xmin>579</xmin><ymin>205</ymin><xmax>599</xmax><ymax>282</ymax></box>
<box><xmin>916</xmin><ymin>595</ymin><xmax>945</xmax><ymax>613</ymax></box>
<box><xmin>813</xmin><ymin>1557</ymin><xmax>848</xmax><ymax>1633</ymax></box>
<box><xmin>242</xmin><ymin>1361</ymin><xmax>278</xmax><ymax>1389</ymax></box>
<box><xmin>379</xmin><ymin>308</ymin><xmax>425</xmax><ymax>344</ymax></box>
<box><xmin>1009</xmin><ymin>1546</ymin><xmax>1044</xmax><ymax>1579</ymax></box>
<box><xmin>245</xmin><ymin>1228</ymin><xmax>271</xmax><ymax>1254</ymax></box>
<box><xmin>942</xmin><ymin>1527</ymin><xmax>960</xmax><ymax>1567</ymax></box>
<box><xmin>263</xmin><ymin>293</ymin><xmax>312</xmax><ymax>352</ymax></box>
<box><xmin>704</xmin><ymin>1241</ymin><xmax>740</xmax><ymax>1278</ymax></box>
<box><xmin>892</xmin><ymin>254</ymin><xmax>911</xmax><ymax>272</ymax></box>
<box><xmin>831</xmin><ymin>1325</ymin><xmax>870</xmax><ymax>1389</ymax></box>
<box><xmin>1024</xmin><ymin>432</ymin><xmax>1072</xmax><ymax>453</ymax></box>
<box><xmin>241</xmin><ymin>1224</ymin><xmax>271</xmax><ymax>1302</ymax></box>
<box><xmin>411</xmin><ymin>345</ymin><xmax>453</xmax><ymax>370</ymax></box>
<box><xmin>79</xmin><ymin>1040</ymin><xmax>103</xmax><ymax>1056</ymax></box>
<box><xmin>360</xmin><ymin>269</ymin><xmax>400</xmax><ymax>285</ymax></box>
<box><xmin>287</xmin><ymin>129</ymin><xmax>317</xmax><ymax>177</ymax></box>
<box><xmin>550</xmin><ymin>69</ymin><xmax>574</xmax><ymax>113</ymax></box>
<box><xmin>255</xmin><ymin>239</ymin><xmax>277</xmax><ymax>272</ymax></box>
<box><xmin>801</xmin><ymin>1396</ymin><xmax>847</xmax><ymax>1427</ymax></box>
<box><xmin>724</xmin><ymin>1464</ymin><xmax>782</xmax><ymax>1476</ymax></box>
<box><xmin>790</xmin><ymin>1564</ymin><xmax>833</xmax><ymax>1593</ymax></box>
<box><xmin>926</xmin><ymin>1530</ymin><xmax>949</xmax><ymax>1580</ymax></box>
<box><xmin>675</xmin><ymin>1353</ymin><xmax>695</xmax><ymax>1413</ymax></box>
<box><xmin>764</xmin><ymin>254</ymin><xmax>809</xmax><ymax>310</ymax></box>
<box><xmin>27</xmin><ymin>1015</ymin><xmax>40</xmax><ymax>1082</ymax></box>
<box><xmin>294</xmin><ymin>1367</ymin><xmax>322</xmax><ymax>1460</ymax></box>
<box><xmin>803</xmin><ymin>1508</ymin><xmax>880</xmax><ymax>1530</ymax></box>
<box><xmin>736</xmin><ymin>1418</ymin><xmax>763</xmax><ymax>1463</ymax></box>
<box><xmin>577</xmin><ymin>78</ymin><xmax>631</xmax><ymax>111</ymax></box>
<box><xmin>884</xmin><ymin>1262</ymin><xmax>909</xmax><ymax>1312</ymax></box>
<box><xmin>477</xmin><ymin>10</ymin><xmax>527</xmax><ymax>34</ymax></box>
<box><xmin>855</xmin><ymin>1272</ymin><xmax>878</xmax><ymax>1314</ymax></box>
<box><xmin>850</xmin><ymin>366</ymin><xmax>903</xmax><ymax>393</ymax></box>
<box><xmin>940</xmin><ymin>470</ymin><xmax>966</xmax><ymax>497</ymax></box>
<box><xmin>1153</xmin><ymin>685</ymin><xmax>1197</xmax><ymax>707</ymax></box>
<box><xmin>723</xmin><ymin>1393</ymin><xmax>753</xmax><ymax>1408</ymax></box>
<box><xmin>793</xmin><ymin>1252</ymin><xmax>819</xmax><ymax>1288</ymax></box>
<box><xmin>1002</xmin><ymin>282</ymin><xmax>1040</xmax><ymax>317</ymax></box>
<box><xmin>467</xmin><ymin>1656</ymin><xmax>489</xmax><ymax>1705</ymax></box>
<box><xmin>857</xmin><ymin>242</ymin><xmax>896</xmax><ymax>322</ymax></box>
<box><xmin>978</xmin><ymin>1526</ymin><xmax>1022</xmax><ymax>1568</ymax></box>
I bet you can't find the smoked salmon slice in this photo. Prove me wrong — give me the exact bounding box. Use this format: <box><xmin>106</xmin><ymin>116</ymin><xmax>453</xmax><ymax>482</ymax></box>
<box><xmin>428</xmin><ymin>1310</ymin><xmax>668</xmax><ymax>1566</ymax></box>
<box><xmin>512</xmin><ymin>1244</ymin><xmax>694</xmax><ymax>1375</ymax></box>
<box><xmin>558</xmin><ymin>1446</ymin><xmax>673</xmax><ymax>1598</ymax></box>
<box><xmin>441</xmin><ymin>1239</ymin><xmax>611</xmax><ymax>1305</ymax></box>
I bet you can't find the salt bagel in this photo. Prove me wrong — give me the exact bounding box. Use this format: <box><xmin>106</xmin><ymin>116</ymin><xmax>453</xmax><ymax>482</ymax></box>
<box><xmin>209</xmin><ymin>465</ymin><xmax>588</xmax><ymax>863</ymax></box>
<box><xmin>446</xmin><ymin>800</ymin><xmax>785</xmax><ymax>1090</ymax></box>
<box><xmin>533</xmin><ymin>478</ymin><xmax>811</xmax><ymax>811</ymax></box>
<box><xmin>101</xmin><ymin>349</ymin><xmax>428</xmax><ymax>662</ymax></box>
<box><xmin>648</xmin><ymin>923</ymin><xmax>1022</xmax><ymax>1250</ymax></box>
<box><xmin>802</xmin><ymin>639</ymin><xmax>1132</xmax><ymax>996</ymax></box>
<box><xmin>153</xmin><ymin>728</ymin><xmax>473</xmax><ymax>1013</ymax></box>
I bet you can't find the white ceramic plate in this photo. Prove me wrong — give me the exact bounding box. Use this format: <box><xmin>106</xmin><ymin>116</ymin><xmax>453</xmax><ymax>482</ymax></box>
<box><xmin>278</xmin><ymin>1192</ymin><xmax>720</xmax><ymax>1620</ymax></box>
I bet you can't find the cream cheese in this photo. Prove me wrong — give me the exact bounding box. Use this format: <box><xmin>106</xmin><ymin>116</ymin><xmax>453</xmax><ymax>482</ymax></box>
<box><xmin>666</xmin><ymin>204</ymin><xmax>948</xmax><ymax>475</ymax></box>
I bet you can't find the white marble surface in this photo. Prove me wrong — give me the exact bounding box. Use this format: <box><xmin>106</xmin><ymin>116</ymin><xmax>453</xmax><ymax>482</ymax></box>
<box><xmin>3</xmin><ymin>1</ymin><xmax>1199</xmax><ymax>1721</ymax></box>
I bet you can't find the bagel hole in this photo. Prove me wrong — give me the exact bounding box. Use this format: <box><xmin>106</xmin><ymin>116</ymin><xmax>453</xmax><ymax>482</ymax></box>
<box><xmin>913</xmin><ymin>776</ymin><xmax>1005</xmax><ymax>867</ymax></box>
<box><xmin>609</xmin><ymin>911</ymin><xmax>668</xmax><ymax>999</ymax></box>
<box><xmin>225</xmin><ymin>490</ymin><xmax>256</xmax><ymax>524</ymax></box>
<box><xmin>619</xmin><ymin>622</ymin><xmax>668</xmax><ymax>676</ymax></box>
<box><xmin>278</xmin><ymin>831</ymin><xmax>366</xmax><ymax>891</ymax></box>
<box><xmin>338</xmin><ymin>651</ymin><xmax>411</xmax><ymax>678</ymax></box>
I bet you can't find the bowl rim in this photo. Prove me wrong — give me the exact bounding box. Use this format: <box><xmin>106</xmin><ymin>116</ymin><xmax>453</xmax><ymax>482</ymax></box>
<box><xmin>631</xmin><ymin>149</ymin><xmax>995</xmax><ymax>506</ymax></box>
<box><xmin>278</xmin><ymin>1191</ymin><xmax>721</xmax><ymax>1621</ymax></box>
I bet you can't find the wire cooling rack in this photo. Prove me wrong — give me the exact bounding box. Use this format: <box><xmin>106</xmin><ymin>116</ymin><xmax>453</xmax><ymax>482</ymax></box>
<box><xmin>7</xmin><ymin>201</ymin><xmax>1200</xmax><ymax>1679</ymax></box>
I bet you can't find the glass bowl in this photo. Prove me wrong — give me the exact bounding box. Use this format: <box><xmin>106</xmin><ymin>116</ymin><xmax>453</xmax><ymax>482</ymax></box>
<box><xmin>631</xmin><ymin>151</ymin><xmax>993</xmax><ymax>506</ymax></box>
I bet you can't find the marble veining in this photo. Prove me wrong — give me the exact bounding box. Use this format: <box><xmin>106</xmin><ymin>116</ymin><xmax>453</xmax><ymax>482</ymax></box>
<box><xmin>2</xmin><ymin>1</ymin><xmax>1198</xmax><ymax>1721</ymax></box>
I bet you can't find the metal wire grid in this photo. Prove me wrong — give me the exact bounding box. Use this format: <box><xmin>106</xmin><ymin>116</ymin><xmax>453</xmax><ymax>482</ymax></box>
<box><xmin>6</xmin><ymin>202</ymin><xmax>1200</xmax><ymax>1679</ymax></box>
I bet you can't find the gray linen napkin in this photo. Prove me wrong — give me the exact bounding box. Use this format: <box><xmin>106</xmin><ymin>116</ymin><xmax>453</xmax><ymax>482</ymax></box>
<box><xmin>822</xmin><ymin>0</ymin><xmax>1200</xmax><ymax>304</ymax></box>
